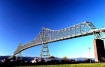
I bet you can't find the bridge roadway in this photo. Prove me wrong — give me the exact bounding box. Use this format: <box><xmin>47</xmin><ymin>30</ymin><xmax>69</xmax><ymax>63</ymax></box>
<box><xmin>10</xmin><ymin>22</ymin><xmax>105</xmax><ymax>58</ymax></box>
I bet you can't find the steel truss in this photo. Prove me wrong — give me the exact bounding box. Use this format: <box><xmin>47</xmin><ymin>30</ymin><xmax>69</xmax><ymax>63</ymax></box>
<box><xmin>11</xmin><ymin>21</ymin><xmax>105</xmax><ymax>58</ymax></box>
<box><xmin>40</xmin><ymin>43</ymin><xmax>50</xmax><ymax>58</ymax></box>
<box><xmin>14</xmin><ymin>52</ymin><xmax>22</xmax><ymax>60</ymax></box>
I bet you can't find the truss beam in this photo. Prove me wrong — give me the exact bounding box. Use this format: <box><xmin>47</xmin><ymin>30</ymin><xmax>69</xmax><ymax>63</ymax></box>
<box><xmin>12</xmin><ymin>21</ymin><xmax>105</xmax><ymax>56</ymax></box>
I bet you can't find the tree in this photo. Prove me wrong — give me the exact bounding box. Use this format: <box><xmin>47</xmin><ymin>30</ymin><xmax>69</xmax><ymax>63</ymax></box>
<box><xmin>100</xmin><ymin>57</ymin><xmax>105</xmax><ymax>62</ymax></box>
<box><xmin>84</xmin><ymin>59</ymin><xmax>93</xmax><ymax>63</ymax></box>
<box><xmin>62</xmin><ymin>56</ymin><xmax>69</xmax><ymax>61</ymax></box>
<box><xmin>49</xmin><ymin>56</ymin><xmax>55</xmax><ymax>59</ymax></box>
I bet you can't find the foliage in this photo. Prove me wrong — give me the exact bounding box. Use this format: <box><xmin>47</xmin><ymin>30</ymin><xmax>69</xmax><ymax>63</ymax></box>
<box><xmin>100</xmin><ymin>57</ymin><xmax>105</xmax><ymax>62</ymax></box>
<box><xmin>61</xmin><ymin>56</ymin><xmax>68</xmax><ymax>61</ymax></box>
<box><xmin>84</xmin><ymin>59</ymin><xmax>93</xmax><ymax>63</ymax></box>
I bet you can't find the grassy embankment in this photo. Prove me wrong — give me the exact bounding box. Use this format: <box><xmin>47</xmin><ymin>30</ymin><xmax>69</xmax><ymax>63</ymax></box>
<box><xmin>15</xmin><ymin>63</ymin><xmax>105</xmax><ymax>67</ymax></box>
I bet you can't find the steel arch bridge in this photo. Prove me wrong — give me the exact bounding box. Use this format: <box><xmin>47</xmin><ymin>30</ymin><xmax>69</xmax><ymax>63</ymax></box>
<box><xmin>10</xmin><ymin>21</ymin><xmax>105</xmax><ymax>60</ymax></box>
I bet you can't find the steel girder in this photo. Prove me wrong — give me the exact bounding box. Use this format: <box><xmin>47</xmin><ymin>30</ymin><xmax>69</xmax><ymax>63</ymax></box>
<box><xmin>13</xmin><ymin>21</ymin><xmax>105</xmax><ymax>56</ymax></box>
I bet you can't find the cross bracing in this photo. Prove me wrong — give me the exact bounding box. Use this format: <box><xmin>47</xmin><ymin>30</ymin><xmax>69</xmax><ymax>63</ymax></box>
<box><xmin>12</xmin><ymin>21</ymin><xmax>105</xmax><ymax>57</ymax></box>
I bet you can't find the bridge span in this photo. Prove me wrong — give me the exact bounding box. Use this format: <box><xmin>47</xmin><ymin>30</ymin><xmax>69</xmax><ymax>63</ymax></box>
<box><xmin>10</xmin><ymin>21</ymin><xmax>105</xmax><ymax>62</ymax></box>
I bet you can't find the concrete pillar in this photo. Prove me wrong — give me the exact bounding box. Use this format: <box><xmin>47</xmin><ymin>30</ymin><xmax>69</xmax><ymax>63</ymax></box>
<box><xmin>93</xmin><ymin>39</ymin><xmax>105</xmax><ymax>62</ymax></box>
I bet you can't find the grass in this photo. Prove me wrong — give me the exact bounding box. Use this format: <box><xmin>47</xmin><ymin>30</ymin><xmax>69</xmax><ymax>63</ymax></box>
<box><xmin>14</xmin><ymin>63</ymin><xmax>105</xmax><ymax>67</ymax></box>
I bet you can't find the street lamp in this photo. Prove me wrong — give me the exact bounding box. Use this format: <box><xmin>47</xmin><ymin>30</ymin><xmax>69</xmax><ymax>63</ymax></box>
<box><xmin>88</xmin><ymin>47</ymin><xmax>91</xmax><ymax>63</ymax></box>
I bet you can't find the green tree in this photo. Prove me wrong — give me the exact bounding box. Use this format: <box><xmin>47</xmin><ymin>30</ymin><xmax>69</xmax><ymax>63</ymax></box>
<box><xmin>100</xmin><ymin>57</ymin><xmax>105</xmax><ymax>62</ymax></box>
<box><xmin>62</xmin><ymin>56</ymin><xmax>69</xmax><ymax>61</ymax></box>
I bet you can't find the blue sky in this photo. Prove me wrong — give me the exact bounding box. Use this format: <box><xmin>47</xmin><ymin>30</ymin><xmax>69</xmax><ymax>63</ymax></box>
<box><xmin>0</xmin><ymin>0</ymin><xmax>105</xmax><ymax>58</ymax></box>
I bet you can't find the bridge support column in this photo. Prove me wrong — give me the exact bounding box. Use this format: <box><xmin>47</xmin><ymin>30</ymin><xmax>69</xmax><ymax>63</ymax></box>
<box><xmin>16</xmin><ymin>52</ymin><xmax>22</xmax><ymax>60</ymax></box>
<box><xmin>40</xmin><ymin>43</ymin><xmax>50</xmax><ymax>58</ymax></box>
<box><xmin>93</xmin><ymin>39</ymin><xmax>105</xmax><ymax>62</ymax></box>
